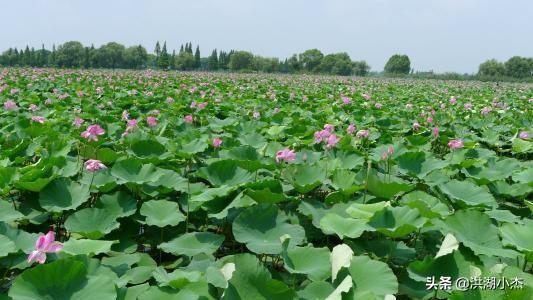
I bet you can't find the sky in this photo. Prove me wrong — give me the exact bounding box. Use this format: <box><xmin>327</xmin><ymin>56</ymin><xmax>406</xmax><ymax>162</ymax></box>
<box><xmin>0</xmin><ymin>0</ymin><xmax>532</xmax><ymax>73</ymax></box>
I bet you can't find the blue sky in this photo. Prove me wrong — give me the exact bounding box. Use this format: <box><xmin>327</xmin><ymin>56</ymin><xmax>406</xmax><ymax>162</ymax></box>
<box><xmin>0</xmin><ymin>0</ymin><xmax>531</xmax><ymax>73</ymax></box>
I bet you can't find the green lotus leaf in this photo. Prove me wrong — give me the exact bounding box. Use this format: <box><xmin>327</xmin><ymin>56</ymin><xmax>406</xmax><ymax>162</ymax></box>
<box><xmin>233</xmin><ymin>204</ymin><xmax>306</xmax><ymax>254</ymax></box>
<box><xmin>368</xmin><ymin>206</ymin><xmax>427</xmax><ymax>238</ymax></box>
<box><xmin>65</xmin><ymin>208</ymin><xmax>120</xmax><ymax>239</ymax></box>
<box><xmin>140</xmin><ymin>200</ymin><xmax>185</xmax><ymax>227</ymax></box>
<box><xmin>9</xmin><ymin>258</ymin><xmax>117</xmax><ymax>300</ymax></box>
<box><xmin>439</xmin><ymin>180</ymin><xmax>497</xmax><ymax>208</ymax></box>
<box><xmin>159</xmin><ymin>232</ymin><xmax>224</xmax><ymax>256</ymax></box>
<box><xmin>39</xmin><ymin>177</ymin><xmax>90</xmax><ymax>212</ymax></box>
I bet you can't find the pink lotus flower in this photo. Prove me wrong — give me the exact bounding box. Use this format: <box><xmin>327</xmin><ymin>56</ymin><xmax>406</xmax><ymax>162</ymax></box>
<box><xmin>166</xmin><ymin>97</ymin><xmax>175</xmax><ymax>104</ymax></box>
<box><xmin>27</xmin><ymin>231</ymin><xmax>63</xmax><ymax>264</ymax></box>
<box><xmin>449</xmin><ymin>97</ymin><xmax>457</xmax><ymax>105</ymax></box>
<box><xmin>122</xmin><ymin>119</ymin><xmax>138</xmax><ymax>137</ymax></box>
<box><xmin>481</xmin><ymin>107</ymin><xmax>492</xmax><ymax>115</ymax></box>
<box><xmin>326</xmin><ymin>134</ymin><xmax>340</xmax><ymax>148</ymax></box>
<box><xmin>302</xmin><ymin>95</ymin><xmax>308</xmax><ymax>102</ymax></box>
<box><xmin>362</xmin><ymin>93</ymin><xmax>371</xmax><ymax>100</ymax></box>
<box><xmin>197</xmin><ymin>102</ymin><xmax>208</xmax><ymax>110</ymax></box>
<box><xmin>73</xmin><ymin>117</ymin><xmax>84</xmax><ymax>128</ymax></box>
<box><xmin>314</xmin><ymin>129</ymin><xmax>331</xmax><ymax>144</ymax></box>
<box><xmin>147</xmin><ymin>116</ymin><xmax>157</xmax><ymax>127</ymax></box>
<box><xmin>31</xmin><ymin>116</ymin><xmax>46</xmax><ymax>124</ymax></box>
<box><xmin>356</xmin><ymin>130</ymin><xmax>369</xmax><ymax>139</ymax></box>
<box><xmin>426</xmin><ymin>116</ymin><xmax>433</xmax><ymax>123</ymax></box>
<box><xmin>375</xmin><ymin>103</ymin><xmax>382</xmax><ymax>109</ymax></box>
<box><xmin>324</xmin><ymin>124</ymin><xmax>335</xmax><ymax>133</ymax></box>
<box><xmin>464</xmin><ymin>103</ymin><xmax>473</xmax><ymax>110</ymax></box>
<box><xmin>81</xmin><ymin>124</ymin><xmax>105</xmax><ymax>141</ymax></box>
<box><xmin>273</xmin><ymin>107</ymin><xmax>280</xmax><ymax>114</ymax></box>
<box><xmin>190</xmin><ymin>101</ymin><xmax>197</xmax><ymax>108</ymax></box>
<box><xmin>347</xmin><ymin>124</ymin><xmax>356</xmax><ymax>134</ymax></box>
<box><xmin>3</xmin><ymin>100</ymin><xmax>17</xmax><ymax>110</ymax></box>
<box><xmin>519</xmin><ymin>131</ymin><xmax>529</xmax><ymax>139</ymax></box>
<box><xmin>276</xmin><ymin>148</ymin><xmax>296</xmax><ymax>163</ymax></box>
<box><xmin>413</xmin><ymin>122</ymin><xmax>421</xmax><ymax>130</ymax></box>
<box><xmin>122</xmin><ymin>110</ymin><xmax>129</xmax><ymax>121</ymax></box>
<box><xmin>432</xmin><ymin>127</ymin><xmax>440</xmax><ymax>138</ymax></box>
<box><xmin>448</xmin><ymin>139</ymin><xmax>464</xmax><ymax>149</ymax></box>
<box><xmin>212</xmin><ymin>137</ymin><xmax>223</xmax><ymax>148</ymax></box>
<box><xmin>184</xmin><ymin>115</ymin><xmax>193</xmax><ymax>124</ymax></box>
<box><xmin>342</xmin><ymin>96</ymin><xmax>351</xmax><ymax>105</ymax></box>
<box><xmin>84</xmin><ymin>159</ymin><xmax>106</xmax><ymax>172</ymax></box>
<box><xmin>29</xmin><ymin>104</ymin><xmax>39</xmax><ymax>112</ymax></box>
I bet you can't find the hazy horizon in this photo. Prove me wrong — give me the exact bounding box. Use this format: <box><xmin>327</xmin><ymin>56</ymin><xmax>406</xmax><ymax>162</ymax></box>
<box><xmin>1</xmin><ymin>0</ymin><xmax>532</xmax><ymax>73</ymax></box>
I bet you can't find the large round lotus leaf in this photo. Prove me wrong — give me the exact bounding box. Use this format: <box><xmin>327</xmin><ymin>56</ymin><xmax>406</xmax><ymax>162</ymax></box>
<box><xmin>398</xmin><ymin>151</ymin><xmax>449</xmax><ymax>178</ymax></box>
<box><xmin>130</xmin><ymin>139</ymin><xmax>168</xmax><ymax>158</ymax></box>
<box><xmin>0</xmin><ymin>234</ymin><xmax>17</xmax><ymax>257</ymax></box>
<box><xmin>159</xmin><ymin>232</ymin><xmax>224</xmax><ymax>256</ymax></box>
<box><xmin>281</xmin><ymin>239</ymin><xmax>331</xmax><ymax>281</ymax></box>
<box><xmin>463</xmin><ymin>157</ymin><xmax>520</xmax><ymax>182</ymax></box>
<box><xmin>319</xmin><ymin>213</ymin><xmax>372</xmax><ymax>239</ymax></box>
<box><xmin>233</xmin><ymin>204</ymin><xmax>306</xmax><ymax>254</ymax></box>
<box><xmin>438</xmin><ymin>180</ymin><xmax>497</xmax><ymax>208</ymax></box>
<box><xmin>0</xmin><ymin>200</ymin><xmax>24</xmax><ymax>223</ymax></box>
<box><xmin>95</xmin><ymin>191</ymin><xmax>137</xmax><ymax>218</ymax></box>
<box><xmin>500</xmin><ymin>222</ymin><xmax>533</xmax><ymax>252</ymax></box>
<box><xmin>345</xmin><ymin>201</ymin><xmax>390</xmax><ymax>220</ymax></box>
<box><xmin>0</xmin><ymin>223</ymin><xmax>40</xmax><ymax>253</ymax></box>
<box><xmin>138</xmin><ymin>286</ymin><xmax>198</xmax><ymax>300</ymax></box>
<box><xmin>348</xmin><ymin>255</ymin><xmax>398</xmax><ymax>298</ymax></box>
<box><xmin>140</xmin><ymin>200</ymin><xmax>185</xmax><ymax>227</ymax></box>
<box><xmin>65</xmin><ymin>208</ymin><xmax>120</xmax><ymax>239</ymax></box>
<box><xmin>9</xmin><ymin>258</ymin><xmax>116</xmax><ymax>300</ymax></box>
<box><xmin>110</xmin><ymin>158</ymin><xmax>165</xmax><ymax>184</ymax></box>
<box><xmin>297</xmin><ymin>281</ymin><xmax>335</xmax><ymax>300</ymax></box>
<box><xmin>401</xmin><ymin>191</ymin><xmax>450</xmax><ymax>218</ymax></box>
<box><xmin>436</xmin><ymin>210</ymin><xmax>518</xmax><ymax>258</ymax></box>
<box><xmin>367</xmin><ymin>171</ymin><xmax>414</xmax><ymax>199</ymax></box>
<box><xmin>62</xmin><ymin>239</ymin><xmax>115</xmax><ymax>256</ymax></box>
<box><xmin>292</xmin><ymin>164</ymin><xmax>326</xmax><ymax>193</ymax></box>
<box><xmin>222</xmin><ymin>253</ymin><xmax>296</xmax><ymax>300</ymax></box>
<box><xmin>198</xmin><ymin>160</ymin><xmax>253</xmax><ymax>187</ymax></box>
<box><xmin>407</xmin><ymin>250</ymin><xmax>472</xmax><ymax>283</ymax></box>
<box><xmin>368</xmin><ymin>206</ymin><xmax>426</xmax><ymax>238</ymax></box>
<box><xmin>39</xmin><ymin>177</ymin><xmax>90</xmax><ymax>212</ymax></box>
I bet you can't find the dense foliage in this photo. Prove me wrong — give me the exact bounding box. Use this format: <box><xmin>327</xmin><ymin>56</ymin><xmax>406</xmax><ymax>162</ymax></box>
<box><xmin>0</xmin><ymin>68</ymin><xmax>532</xmax><ymax>299</ymax></box>
<box><xmin>478</xmin><ymin>57</ymin><xmax>533</xmax><ymax>79</ymax></box>
<box><xmin>384</xmin><ymin>55</ymin><xmax>411</xmax><ymax>75</ymax></box>
<box><xmin>0</xmin><ymin>42</ymin><xmax>370</xmax><ymax>76</ymax></box>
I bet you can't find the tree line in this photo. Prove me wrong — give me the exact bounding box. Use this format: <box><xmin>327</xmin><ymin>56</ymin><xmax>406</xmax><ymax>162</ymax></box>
<box><xmin>478</xmin><ymin>57</ymin><xmax>533</xmax><ymax>79</ymax></box>
<box><xmin>0</xmin><ymin>41</ymin><xmax>370</xmax><ymax>76</ymax></box>
<box><xmin>1</xmin><ymin>41</ymin><xmax>531</xmax><ymax>80</ymax></box>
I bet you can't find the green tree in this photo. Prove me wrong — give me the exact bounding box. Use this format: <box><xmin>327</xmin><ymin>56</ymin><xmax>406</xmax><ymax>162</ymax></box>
<box><xmin>207</xmin><ymin>49</ymin><xmax>219</xmax><ymax>70</ymax></box>
<box><xmin>504</xmin><ymin>56</ymin><xmax>531</xmax><ymax>78</ymax></box>
<box><xmin>124</xmin><ymin>45</ymin><xmax>148</xmax><ymax>69</ymax></box>
<box><xmin>93</xmin><ymin>42</ymin><xmax>126</xmax><ymax>68</ymax></box>
<box><xmin>299</xmin><ymin>49</ymin><xmax>323</xmax><ymax>73</ymax></box>
<box><xmin>158</xmin><ymin>42</ymin><xmax>170</xmax><ymax>69</ymax></box>
<box><xmin>384</xmin><ymin>54</ymin><xmax>411</xmax><ymax>74</ymax></box>
<box><xmin>478</xmin><ymin>59</ymin><xmax>505</xmax><ymax>76</ymax></box>
<box><xmin>175</xmin><ymin>52</ymin><xmax>196</xmax><ymax>70</ymax></box>
<box><xmin>55</xmin><ymin>41</ymin><xmax>85</xmax><ymax>67</ymax></box>
<box><xmin>317</xmin><ymin>52</ymin><xmax>354</xmax><ymax>75</ymax></box>
<box><xmin>353</xmin><ymin>61</ymin><xmax>370</xmax><ymax>76</ymax></box>
<box><xmin>229</xmin><ymin>51</ymin><xmax>254</xmax><ymax>71</ymax></box>
<box><xmin>194</xmin><ymin>45</ymin><xmax>201</xmax><ymax>69</ymax></box>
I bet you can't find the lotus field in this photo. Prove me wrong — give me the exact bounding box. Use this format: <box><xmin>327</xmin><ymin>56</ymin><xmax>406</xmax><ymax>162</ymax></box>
<box><xmin>1</xmin><ymin>68</ymin><xmax>532</xmax><ymax>299</ymax></box>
